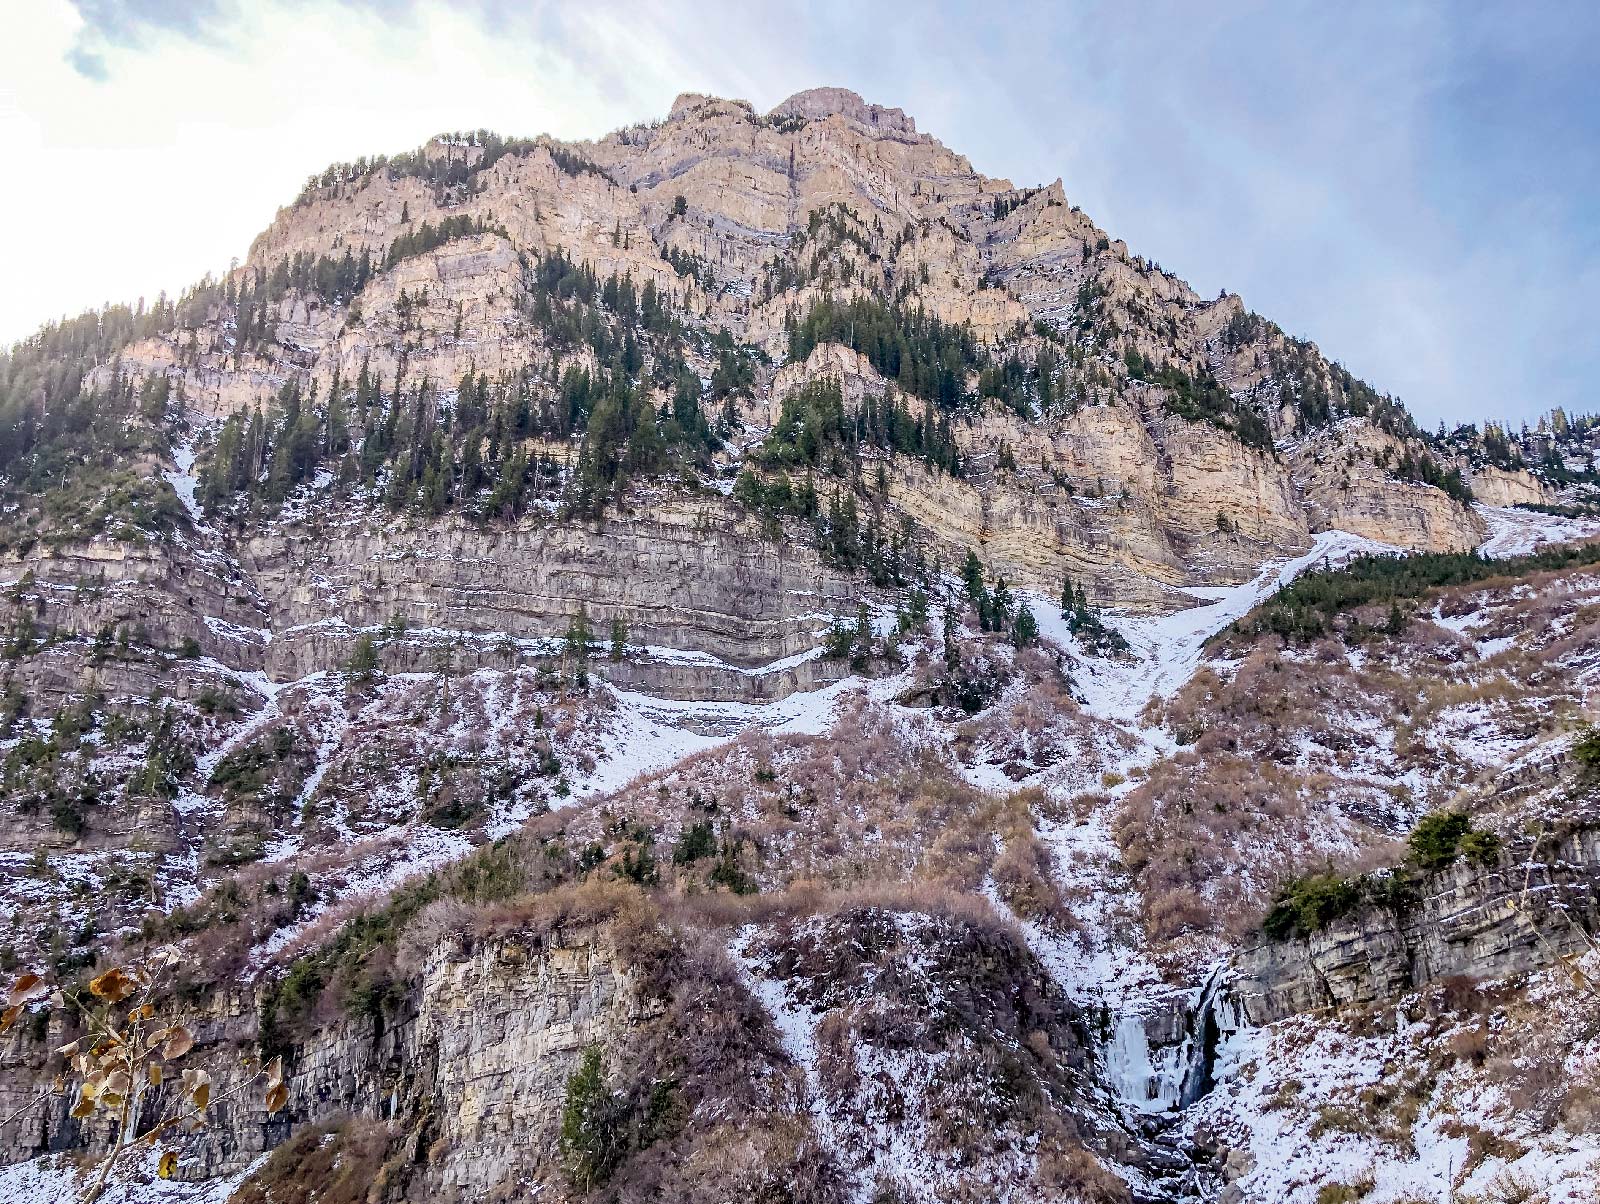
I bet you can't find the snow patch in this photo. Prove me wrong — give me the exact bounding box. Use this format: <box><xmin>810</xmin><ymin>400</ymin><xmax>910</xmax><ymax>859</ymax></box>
<box><xmin>1476</xmin><ymin>503</ymin><xmax>1600</xmax><ymax>558</ymax></box>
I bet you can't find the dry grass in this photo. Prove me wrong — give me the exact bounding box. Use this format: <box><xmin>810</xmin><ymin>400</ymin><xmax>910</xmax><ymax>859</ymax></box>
<box><xmin>1033</xmin><ymin>1137</ymin><xmax>1131</xmax><ymax>1202</ymax></box>
<box><xmin>1116</xmin><ymin>564</ymin><xmax>1600</xmax><ymax>952</ymax></box>
<box><xmin>1314</xmin><ymin>1168</ymin><xmax>1375</xmax><ymax>1204</ymax></box>
<box><xmin>230</xmin><ymin>1116</ymin><xmax>397</xmax><ymax>1204</ymax></box>
<box><xmin>560</xmin><ymin>697</ymin><xmax>1078</xmax><ymax>927</ymax></box>
<box><xmin>1114</xmin><ymin>744</ymin><xmax>1392</xmax><ymax>947</ymax></box>
<box><xmin>661</xmin><ymin>879</ymin><xmax>1025</xmax><ymax>945</ymax></box>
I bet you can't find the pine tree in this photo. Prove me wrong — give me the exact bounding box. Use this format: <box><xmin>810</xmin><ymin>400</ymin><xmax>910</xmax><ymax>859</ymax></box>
<box><xmin>1010</xmin><ymin>605</ymin><xmax>1038</xmax><ymax>647</ymax></box>
<box><xmin>559</xmin><ymin>1046</ymin><xmax>620</xmax><ymax>1189</ymax></box>
<box><xmin>344</xmin><ymin>634</ymin><xmax>380</xmax><ymax>684</ymax></box>
<box><xmin>565</xmin><ymin>607</ymin><xmax>592</xmax><ymax>689</ymax></box>
<box><xmin>962</xmin><ymin>549</ymin><xmax>987</xmax><ymax>613</ymax></box>
<box><xmin>991</xmin><ymin>575</ymin><xmax>1013</xmax><ymax>622</ymax></box>
<box><xmin>851</xmin><ymin>602</ymin><xmax>872</xmax><ymax>672</ymax></box>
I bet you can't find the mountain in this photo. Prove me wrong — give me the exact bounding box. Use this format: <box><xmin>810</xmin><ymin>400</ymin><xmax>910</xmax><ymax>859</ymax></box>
<box><xmin>1</xmin><ymin>87</ymin><xmax>1598</xmax><ymax>1204</ymax></box>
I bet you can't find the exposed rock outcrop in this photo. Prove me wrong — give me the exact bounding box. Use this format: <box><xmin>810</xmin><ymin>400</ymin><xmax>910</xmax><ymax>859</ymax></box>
<box><xmin>1231</xmin><ymin>828</ymin><xmax>1600</xmax><ymax>1025</ymax></box>
<box><xmin>1469</xmin><ymin>464</ymin><xmax>1551</xmax><ymax>508</ymax></box>
<box><xmin>769</xmin><ymin>87</ymin><xmax>920</xmax><ymax>139</ymax></box>
<box><xmin>71</xmin><ymin>84</ymin><xmax>1488</xmax><ymax>627</ymax></box>
<box><xmin>0</xmin><ymin>917</ymin><xmax>815</xmax><ymax>1198</ymax></box>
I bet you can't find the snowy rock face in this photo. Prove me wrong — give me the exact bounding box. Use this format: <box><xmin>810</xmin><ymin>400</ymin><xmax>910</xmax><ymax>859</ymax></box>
<box><xmin>1233</xmin><ymin>826</ymin><xmax>1600</xmax><ymax>1025</ymax></box>
<box><xmin>5</xmin><ymin>84</ymin><xmax>1600</xmax><ymax>1204</ymax></box>
<box><xmin>728</xmin><ymin>906</ymin><xmax>1191</xmax><ymax>1203</ymax></box>
<box><xmin>1187</xmin><ymin>956</ymin><xmax>1600</xmax><ymax>1204</ymax></box>
<box><xmin>236</xmin><ymin>495</ymin><xmax>863</xmax><ymax>689</ymax></box>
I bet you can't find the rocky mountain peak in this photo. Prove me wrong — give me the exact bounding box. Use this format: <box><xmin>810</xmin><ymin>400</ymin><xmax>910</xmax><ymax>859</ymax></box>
<box><xmin>666</xmin><ymin>90</ymin><xmax>755</xmax><ymax>122</ymax></box>
<box><xmin>768</xmin><ymin>85</ymin><xmax>919</xmax><ymax>137</ymax></box>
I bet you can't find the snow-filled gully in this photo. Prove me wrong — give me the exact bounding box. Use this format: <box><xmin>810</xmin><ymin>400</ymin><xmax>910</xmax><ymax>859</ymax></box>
<box><xmin>1008</xmin><ymin>534</ymin><xmax>1396</xmax><ymax>1118</ymax></box>
<box><xmin>988</xmin><ymin>511</ymin><xmax>1600</xmax><ymax>1194</ymax></box>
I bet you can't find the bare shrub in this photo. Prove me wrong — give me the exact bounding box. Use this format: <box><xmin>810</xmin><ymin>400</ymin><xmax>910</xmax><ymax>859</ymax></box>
<box><xmin>1559</xmin><ymin>1060</ymin><xmax>1600</xmax><ymax>1133</ymax></box>
<box><xmin>394</xmin><ymin>898</ymin><xmax>475</xmax><ymax>973</ymax></box>
<box><xmin>1314</xmin><ymin>1167</ymin><xmax>1375</xmax><ymax>1203</ymax></box>
<box><xmin>1447</xmin><ymin>1023</ymin><xmax>1491</xmax><ymax>1067</ymax></box>
<box><xmin>662</xmin><ymin>880</ymin><xmax>1025</xmax><ymax>947</ymax></box>
<box><xmin>1033</xmin><ymin>1137</ymin><xmax>1130</xmax><ymax>1202</ymax></box>
<box><xmin>1482</xmin><ymin>1169</ymin><xmax>1549</xmax><ymax>1204</ymax></box>
<box><xmin>989</xmin><ymin>791</ymin><xmax>1073</xmax><ymax>928</ymax></box>
<box><xmin>1486</xmin><ymin>1026</ymin><xmax>1570</xmax><ymax>1128</ymax></box>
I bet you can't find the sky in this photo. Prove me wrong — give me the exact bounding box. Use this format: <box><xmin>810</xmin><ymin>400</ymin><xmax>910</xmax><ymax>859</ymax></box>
<box><xmin>2</xmin><ymin>0</ymin><xmax>1596</xmax><ymax>430</ymax></box>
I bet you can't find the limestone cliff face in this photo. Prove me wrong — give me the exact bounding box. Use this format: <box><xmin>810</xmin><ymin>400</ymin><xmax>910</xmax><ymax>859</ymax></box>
<box><xmin>1</xmin><ymin>489</ymin><xmax>858</xmax><ymax>701</ymax></box>
<box><xmin>771</xmin><ymin>341</ymin><xmax>1316</xmax><ymax>600</ymax></box>
<box><xmin>768</xmin><ymin>342</ymin><xmax>887</xmax><ymax>423</ymax></box>
<box><xmin>73</xmin><ymin>84</ymin><xmax>1484</xmax><ymax>620</ymax></box>
<box><xmin>768</xmin><ymin>87</ymin><xmax>920</xmax><ymax>136</ymax></box>
<box><xmin>925</xmin><ymin>403</ymin><xmax>1313</xmax><ymax>598</ymax></box>
<box><xmin>1468</xmin><ymin>464</ymin><xmax>1551</xmax><ymax>508</ymax></box>
<box><xmin>1230</xmin><ymin>828</ymin><xmax>1600</xmax><ymax>1025</ymax></box>
<box><xmin>1289</xmin><ymin>418</ymin><xmax>1485</xmax><ymax>551</ymax></box>
<box><xmin>0</xmin><ymin>922</ymin><xmax>714</xmax><ymax>1198</ymax></box>
<box><xmin>101</xmin><ymin>230</ymin><xmax>545</xmax><ymax>423</ymax></box>
<box><xmin>378</xmin><ymin>927</ymin><xmax>651</xmax><ymax>1199</ymax></box>
<box><xmin>241</xmin><ymin>495</ymin><xmax>861</xmax><ymax>694</ymax></box>
<box><xmin>1</xmin><ymin>534</ymin><xmax>271</xmax><ymax>670</ymax></box>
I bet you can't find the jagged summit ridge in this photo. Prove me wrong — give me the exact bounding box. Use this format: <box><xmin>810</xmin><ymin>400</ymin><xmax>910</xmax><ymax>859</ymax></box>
<box><xmin>769</xmin><ymin>85</ymin><xmax>919</xmax><ymax>136</ymax></box>
<box><xmin>664</xmin><ymin>85</ymin><xmax>920</xmax><ymax>139</ymax></box>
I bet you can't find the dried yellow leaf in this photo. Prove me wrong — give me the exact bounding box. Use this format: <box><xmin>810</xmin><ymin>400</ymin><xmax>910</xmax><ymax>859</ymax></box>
<box><xmin>265</xmin><ymin>1083</ymin><xmax>288</xmax><ymax>1114</ymax></box>
<box><xmin>6</xmin><ymin>973</ymin><xmax>48</xmax><ymax>1007</ymax></box>
<box><xmin>161</xmin><ymin>1026</ymin><xmax>194</xmax><ymax>1062</ymax></box>
<box><xmin>89</xmin><ymin>968</ymin><xmax>135</xmax><ymax>1002</ymax></box>
<box><xmin>157</xmin><ymin>1150</ymin><xmax>178</xmax><ymax>1179</ymax></box>
<box><xmin>183</xmin><ymin>1068</ymin><xmax>211</xmax><ymax>1111</ymax></box>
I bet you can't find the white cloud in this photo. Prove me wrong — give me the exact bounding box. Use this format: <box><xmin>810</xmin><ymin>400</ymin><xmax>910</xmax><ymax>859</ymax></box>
<box><xmin>0</xmin><ymin>0</ymin><xmax>672</xmax><ymax>343</ymax></box>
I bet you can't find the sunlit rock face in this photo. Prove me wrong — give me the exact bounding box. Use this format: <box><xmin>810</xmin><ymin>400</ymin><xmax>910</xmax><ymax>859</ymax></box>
<box><xmin>6</xmin><ymin>82</ymin><xmax>1594</xmax><ymax>1204</ymax></box>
